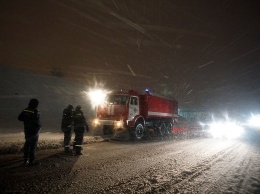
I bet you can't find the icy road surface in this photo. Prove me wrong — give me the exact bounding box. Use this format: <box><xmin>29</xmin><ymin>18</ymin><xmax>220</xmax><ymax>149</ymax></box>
<box><xmin>1</xmin><ymin>133</ymin><xmax>260</xmax><ymax>193</ymax></box>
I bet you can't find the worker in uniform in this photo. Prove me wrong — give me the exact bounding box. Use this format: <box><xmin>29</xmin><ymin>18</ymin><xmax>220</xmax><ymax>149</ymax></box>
<box><xmin>73</xmin><ymin>105</ymin><xmax>89</xmax><ymax>155</ymax></box>
<box><xmin>61</xmin><ymin>104</ymin><xmax>74</xmax><ymax>154</ymax></box>
<box><xmin>18</xmin><ymin>98</ymin><xmax>41</xmax><ymax>166</ymax></box>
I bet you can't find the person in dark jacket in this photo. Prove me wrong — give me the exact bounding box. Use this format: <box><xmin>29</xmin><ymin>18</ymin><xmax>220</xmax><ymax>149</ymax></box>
<box><xmin>61</xmin><ymin>104</ymin><xmax>74</xmax><ymax>153</ymax></box>
<box><xmin>18</xmin><ymin>98</ymin><xmax>41</xmax><ymax>166</ymax></box>
<box><xmin>73</xmin><ymin>105</ymin><xmax>89</xmax><ymax>155</ymax></box>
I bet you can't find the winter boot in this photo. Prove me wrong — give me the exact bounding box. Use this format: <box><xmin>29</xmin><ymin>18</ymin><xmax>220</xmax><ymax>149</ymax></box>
<box><xmin>75</xmin><ymin>147</ymin><xmax>83</xmax><ymax>155</ymax></box>
<box><xmin>64</xmin><ymin>147</ymin><xmax>72</xmax><ymax>154</ymax></box>
<box><xmin>28</xmin><ymin>160</ymin><xmax>41</xmax><ymax>166</ymax></box>
<box><xmin>23</xmin><ymin>160</ymin><xmax>29</xmax><ymax>166</ymax></box>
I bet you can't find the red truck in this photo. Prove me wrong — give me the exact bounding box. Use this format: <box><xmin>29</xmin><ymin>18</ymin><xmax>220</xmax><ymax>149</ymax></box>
<box><xmin>93</xmin><ymin>90</ymin><xmax>178</xmax><ymax>140</ymax></box>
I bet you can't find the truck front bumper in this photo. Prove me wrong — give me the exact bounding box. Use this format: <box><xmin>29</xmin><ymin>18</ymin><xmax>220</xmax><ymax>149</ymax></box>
<box><xmin>93</xmin><ymin>119</ymin><xmax>126</xmax><ymax>130</ymax></box>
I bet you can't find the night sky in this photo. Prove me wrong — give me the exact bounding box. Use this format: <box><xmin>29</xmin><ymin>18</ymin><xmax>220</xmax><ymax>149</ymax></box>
<box><xmin>1</xmin><ymin>0</ymin><xmax>260</xmax><ymax>112</ymax></box>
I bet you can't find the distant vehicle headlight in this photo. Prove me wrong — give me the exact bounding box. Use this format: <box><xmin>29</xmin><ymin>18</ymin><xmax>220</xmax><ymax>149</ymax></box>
<box><xmin>248</xmin><ymin>114</ymin><xmax>260</xmax><ymax>128</ymax></box>
<box><xmin>208</xmin><ymin>121</ymin><xmax>244</xmax><ymax>139</ymax></box>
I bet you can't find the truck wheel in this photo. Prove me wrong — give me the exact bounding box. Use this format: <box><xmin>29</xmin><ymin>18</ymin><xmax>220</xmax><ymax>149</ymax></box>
<box><xmin>165</xmin><ymin>122</ymin><xmax>173</xmax><ymax>135</ymax></box>
<box><xmin>135</xmin><ymin>122</ymin><xmax>144</xmax><ymax>140</ymax></box>
<box><xmin>159</xmin><ymin>122</ymin><xmax>167</xmax><ymax>136</ymax></box>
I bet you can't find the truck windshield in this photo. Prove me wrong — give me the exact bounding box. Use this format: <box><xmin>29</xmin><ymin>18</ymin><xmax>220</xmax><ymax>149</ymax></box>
<box><xmin>105</xmin><ymin>95</ymin><xmax>129</xmax><ymax>105</ymax></box>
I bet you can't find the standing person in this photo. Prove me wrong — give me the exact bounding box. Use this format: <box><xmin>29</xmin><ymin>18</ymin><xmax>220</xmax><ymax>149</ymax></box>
<box><xmin>61</xmin><ymin>104</ymin><xmax>74</xmax><ymax>154</ymax></box>
<box><xmin>73</xmin><ymin>105</ymin><xmax>89</xmax><ymax>155</ymax></box>
<box><xmin>18</xmin><ymin>98</ymin><xmax>41</xmax><ymax>166</ymax></box>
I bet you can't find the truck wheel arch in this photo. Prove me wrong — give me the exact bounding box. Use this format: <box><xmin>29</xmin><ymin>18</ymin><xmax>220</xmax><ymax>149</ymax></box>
<box><xmin>134</xmin><ymin>116</ymin><xmax>145</xmax><ymax>127</ymax></box>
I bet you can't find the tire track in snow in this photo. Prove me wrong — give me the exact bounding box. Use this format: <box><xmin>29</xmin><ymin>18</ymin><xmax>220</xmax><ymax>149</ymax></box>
<box><xmin>161</xmin><ymin>141</ymin><xmax>244</xmax><ymax>193</ymax></box>
<box><xmin>97</xmin><ymin>140</ymin><xmax>242</xmax><ymax>193</ymax></box>
<box><xmin>200</xmin><ymin>142</ymin><xmax>249</xmax><ymax>193</ymax></box>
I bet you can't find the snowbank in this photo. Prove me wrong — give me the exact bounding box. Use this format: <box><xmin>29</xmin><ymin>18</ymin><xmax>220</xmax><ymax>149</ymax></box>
<box><xmin>0</xmin><ymin>122</ymin><xmax>207</xmax><ymax>154</ymax></box>
<box><xmin>0</xmin><ymin>132</ymin><xmax>106</xmax><ymax>154</ymax></box>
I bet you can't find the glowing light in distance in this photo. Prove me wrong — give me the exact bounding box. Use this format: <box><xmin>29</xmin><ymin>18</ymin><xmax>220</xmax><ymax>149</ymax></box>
<box><xmin>248</xmin><ymin>114</ymin><xmax>260</xmax><ymax>128</ymax></box>
<box><xmin>208</xmin><ymin>121</ymin><xmax>244</xmax><ymax>139</ymax></box>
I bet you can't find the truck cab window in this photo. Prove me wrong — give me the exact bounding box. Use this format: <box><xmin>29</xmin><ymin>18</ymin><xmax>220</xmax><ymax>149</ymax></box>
<box><xmin>130</xmin><ymin>97</ymin><xmax>138</xmax><ymax>105</ymax></box>
<box><xmin>106</xmin><ymin>95</ymin><xmax>129</xmax><ymax>105</ymax></box>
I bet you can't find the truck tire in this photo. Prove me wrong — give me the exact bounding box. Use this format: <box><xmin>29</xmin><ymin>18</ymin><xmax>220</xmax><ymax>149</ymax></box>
<box><xmin>134</xmin><ymin>122</ymin><xmax>144</xmax><ymax>140</ymax></box>
<box><xmin>165</xmin><ymin>122</ymin><xmax>173</xmax><ymax>135</ymax></box>
<box><xmin>159</xmin><ymin>122</ymin><xmax>167</xmax><ymax>136</ymax></box>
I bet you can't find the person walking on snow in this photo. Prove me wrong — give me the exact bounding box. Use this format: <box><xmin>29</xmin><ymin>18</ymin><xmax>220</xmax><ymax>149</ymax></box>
<box><xmin>61</xmin><ymin>104</ymin><xmax>74</xmax><ymax>154</ymax></box>
<box><xmin>18</xmin><ymin>98</ymin><xmax>41</xmax><ymax>166</ymax></box>
<box><xmin>73</xmin><ymin>105</ymin><xmax>89</xmax><ymax>155</ymax></box>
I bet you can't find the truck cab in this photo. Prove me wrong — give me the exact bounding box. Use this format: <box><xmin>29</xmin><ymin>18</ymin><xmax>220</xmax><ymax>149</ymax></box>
<box><xmin>94</xmin><ymin>91</ymin><xmax>140</xmax><ymax>135</ymax></box>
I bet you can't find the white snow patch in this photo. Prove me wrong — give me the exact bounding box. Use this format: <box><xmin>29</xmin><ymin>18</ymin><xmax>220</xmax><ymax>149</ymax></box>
<box><xmin>0</xmin><ymin>132</ymin><xmax>106</xmax><ymax>154</ymax></box>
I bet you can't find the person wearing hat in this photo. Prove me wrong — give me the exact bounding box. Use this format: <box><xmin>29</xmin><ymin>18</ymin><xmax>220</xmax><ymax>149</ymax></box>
<box><xmin>73</xmin><ymin>105</ymin><xmax>89</xmax><ymax>155</ymax></box>
<box><xmin>61</xmin><ymin>104</ymin><xmax>74</xmax><ymax>153</ymax></box>
<box><xmin>18</xmin><ymin>98</ymin><xmax>41</xmax><ymax>166</ymax></box>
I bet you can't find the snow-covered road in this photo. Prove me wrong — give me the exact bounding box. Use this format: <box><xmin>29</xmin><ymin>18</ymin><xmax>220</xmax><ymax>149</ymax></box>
<box><xmin>1</xmin><ymin>130</ymin><xmax>260</xmax><ymax>194</ymax></box>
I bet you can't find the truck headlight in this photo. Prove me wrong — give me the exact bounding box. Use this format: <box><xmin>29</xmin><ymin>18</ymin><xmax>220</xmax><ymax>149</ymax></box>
<box><xmin>114</xmin><ymin>121</ymin><xmax>123</xmax><ymax>128</ymax></box>
<box><xmin>93</xmin><ymin>119</ymin><xmax>100</xmax><ymax>126</ymax></box>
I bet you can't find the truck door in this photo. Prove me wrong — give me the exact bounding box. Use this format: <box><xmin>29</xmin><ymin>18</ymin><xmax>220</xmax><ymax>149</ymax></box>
<box><xmin>128</xmin><ymin>96</ymin><xmax>139</xmax><ymax>121</ymax></box>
